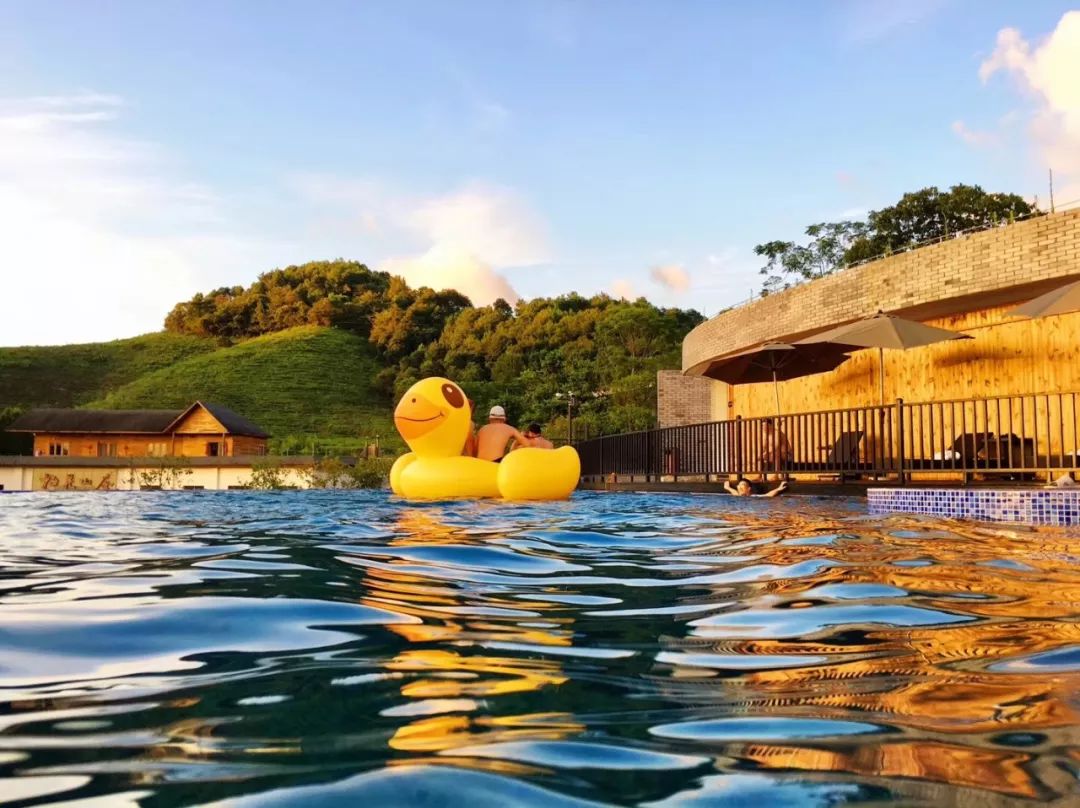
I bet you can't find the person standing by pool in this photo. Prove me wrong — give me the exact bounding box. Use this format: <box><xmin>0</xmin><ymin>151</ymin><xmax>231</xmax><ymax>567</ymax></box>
<box><xmin>519</xmin><ymin>423</ymin><xmax>554</xmax><ymax>449</ymax></box>
<box><xmin>760</xmin><ymin>418</ymin><xmax>792</xmax><ymax>480</ymax></box>
<box><xmin>476</xmin><ymin>405</ymin><xmax>528</xmax><ymax>462</ymax></box>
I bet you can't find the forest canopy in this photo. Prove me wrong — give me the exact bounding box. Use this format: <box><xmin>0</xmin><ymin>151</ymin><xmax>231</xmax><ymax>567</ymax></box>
<box><xmin>755</xmin><ymin>184</ymin><xmax>1039</xmax><ymax>295</ymax></box>
<box><xmin>164</xmin><ymin>261</ymin><xmax>703</xmax><ymax>437</ymax></box>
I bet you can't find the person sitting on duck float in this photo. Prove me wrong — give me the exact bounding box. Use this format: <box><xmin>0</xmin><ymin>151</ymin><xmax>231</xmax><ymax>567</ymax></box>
<box><xmin>476</xmin><ymin>405</ymin><xmax>527</xmax><ymax>462</ymax></box>
<box><xmin>390</xmin><ymin>377</ymin><xmax>580</xmax><ymax>500</ymax></box>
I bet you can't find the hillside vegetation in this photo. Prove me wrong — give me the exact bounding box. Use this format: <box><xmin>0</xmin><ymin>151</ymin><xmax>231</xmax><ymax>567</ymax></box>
<box><xmin>163</xmin><ymin>261</ymin><xmax>703</xmax><ymax>437</ymax></box>
<box><xmin>2</xmin><ymin>261</ymin><xmax>703</xmax><ymax>450</ymax></box>
<box><xmin>0</xmin><ymin>332</ymin><xmax>216</xmax><ymax>409</ymax></box>
<box><xmin>88</xmin><ymin>326</ymin><xmax>397</xmax><ymax>453</ymax></box>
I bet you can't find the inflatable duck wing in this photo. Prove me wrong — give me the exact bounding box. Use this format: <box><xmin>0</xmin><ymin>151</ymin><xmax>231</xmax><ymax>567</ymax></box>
<box><xmin>390</xmin><ymin>377</ymin><xmax>580</xmax><ymax>500</ymax></box>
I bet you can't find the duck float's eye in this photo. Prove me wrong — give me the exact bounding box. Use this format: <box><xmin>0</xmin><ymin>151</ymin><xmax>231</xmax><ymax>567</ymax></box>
<box><xmin>441</xmin><ymin>383</ymin><xmax>465</xmax><ymax>408</ymax></box>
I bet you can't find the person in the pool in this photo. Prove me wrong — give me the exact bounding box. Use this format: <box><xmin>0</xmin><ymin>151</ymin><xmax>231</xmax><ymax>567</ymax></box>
<box><xmin>724</xmin><ymin>477</ymin><xmax>788</xmax><ymax>497</ymax></box>
<box><xmin>461</xmin><ymin>399</ymin><xmax>478</xmax><ymax>457</ymax></box>
<box><xmin>476</xmin><ymin>405</ymin><xmax>528</xmax><ymax>462</ymax></box>
<box><xmin>518</xmin><ymin>423</ymin><xmax>554</xmax><ymax>450</ymax></box>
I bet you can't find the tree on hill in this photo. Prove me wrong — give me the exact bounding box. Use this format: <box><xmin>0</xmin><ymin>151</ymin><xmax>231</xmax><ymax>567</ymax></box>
<box><xmin>0</xmin><ymin>407</ymin><xmax>30</xmax><ymax>454</ymax></box>
<box><xmin>162</xmin><ymin>261</ymin><xmax>705</xmax><ymax>437</ymax></box>
<box><xmin>164</xmin><ymin>260</ymin><xmax>393</xmax><ymax>339</ymax></box>
<box><xmin>756</xmin><ymin>184</ymin><xmax>1039</xmax><ymax>295</ymax></box>
<box><xmin>755</xmin><ymin>221</ymin><xmax>867</xmax><ymax>296</ymax></box>
<box><xmin>369</xmin><ymin>285</ymin><xmax>472</xmax><ymax>361</ymax></box>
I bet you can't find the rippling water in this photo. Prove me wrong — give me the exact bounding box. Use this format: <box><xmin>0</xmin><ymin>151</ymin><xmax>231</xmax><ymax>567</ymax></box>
<box><xmin>1</xmin><ymin>491</ymin><xmax>1079</xmax><ymax>806</ymax></box>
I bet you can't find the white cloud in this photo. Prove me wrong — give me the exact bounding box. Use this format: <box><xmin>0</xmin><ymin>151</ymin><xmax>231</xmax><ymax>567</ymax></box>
<box><xmin>950</xmin><ymin>119</ymin><xmax>999</xmax><ymax>149</ymax></box>
<box><xmin>610</xmin><ymin>278</ymin><xmax>637</xmax><ymax>300</ymax></box>
<box><xmin>0</xmin><ymin>93</ymin><xmax>279</xmax><ymax>346</ymax></box>
<box><xmin>0</xmin><ymin>92</ymin><xmax>548</xmax><ymax>345</ymax></box>
<box><xmin>840</xmin><ymin>0</ymin><xmax>946</xmax><ymax>44</ymax></box>
<box><xmin>977</xmin><ymin>12</ymin><xmax>1080</xmax><ymax>200</ymax></box>
<box><xmin>829</xmin><ymin>206</ymin><xmax>869</xmax><ymax>221</ymax></box>
<box><xmin>381</xmin><ymin>245</ymin><xmax>519</xmax><ymax>306</ymax></box>
<box><xmin>293</xmin><ymin>176</ymin><xmax>548</xmax><ymax>305</ymax></box>
<box><xmin>406</xmin><ymin>184</ymin><xmax>548</xmax><ymax>267</ymax></box>
<box><xmin>706</xmin><ymin>248</ymin><xmax>738</xmax><ymax>268</ymax></box>
<box><xmin>649</xmin><ymin>263</ymin><xmax>690</xmax><ymax>293</ymax></box>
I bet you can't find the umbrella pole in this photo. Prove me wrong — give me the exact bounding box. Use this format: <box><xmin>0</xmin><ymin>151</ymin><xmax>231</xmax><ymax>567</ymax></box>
<box><xmin>772</xmin><ymin>369</ymin><xmax>782</xmax><ymax>481</ymax></box>
<box><xmin>879</xmin><ymin>346</ymin><xmax>885</xmax><ymax>407</ymax></box>
<box><xmin>772</xmin><ymin>369</ymin><xmax>781</xmax><ymax>419</ymax></box>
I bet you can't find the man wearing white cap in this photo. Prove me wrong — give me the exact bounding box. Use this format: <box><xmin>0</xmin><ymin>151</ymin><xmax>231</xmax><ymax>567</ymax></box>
<box><xmin>476</xmin><ymin>405</ymin><xmax>528</xmax><ymax>463</ymax></box>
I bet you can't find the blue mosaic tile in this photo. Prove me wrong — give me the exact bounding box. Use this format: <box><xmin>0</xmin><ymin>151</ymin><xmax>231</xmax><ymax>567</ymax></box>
<box><xmin>868</xmin><ymin>487</ymin><xmax>1080</xmax><ymax>526</ymax></box>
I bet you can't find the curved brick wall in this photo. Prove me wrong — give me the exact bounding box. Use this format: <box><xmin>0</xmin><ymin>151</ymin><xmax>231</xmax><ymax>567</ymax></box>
<box><xmin>683</xmin><ymin>209</ymin><xmax>1080</xmax><ymax>372</ymax></box>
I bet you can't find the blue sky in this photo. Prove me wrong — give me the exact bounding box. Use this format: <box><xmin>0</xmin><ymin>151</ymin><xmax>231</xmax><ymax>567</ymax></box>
<box><xmin>1</xmin><ymin>1</ymin><xmax>1078</xmax><ymax>344</ymax></box>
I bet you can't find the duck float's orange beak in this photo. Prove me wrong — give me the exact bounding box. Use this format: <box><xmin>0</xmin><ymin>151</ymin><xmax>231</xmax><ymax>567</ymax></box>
<box><xmin>394</xmin><ymin>394</ymin><xmax>446</xmax><ymax>441</ymax></box>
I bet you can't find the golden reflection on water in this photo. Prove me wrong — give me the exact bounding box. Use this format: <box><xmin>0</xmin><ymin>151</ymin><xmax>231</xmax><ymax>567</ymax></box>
<box><xmin>645</xmin><ymin>508</ymin><xmax>1080</xmax><ymax>799</ymax></box>
<box><xmin>389</xmin><ymin>711</ymin><xmax>582</xmax><ymax>753</ymax></box>
<box><xmin>739</xmin><ymin>740</ymin><xmax>1043</xmax><ymax>798</ymax></box>
<box><xmin>383</xmin><ymin>503</ymin><xmax>1079</xmax><ymax>799</ymax></box>
<box><xmin>361</xmin><ymin>509</ymin><xmax>582</xmax><ymax>757</ymax></box>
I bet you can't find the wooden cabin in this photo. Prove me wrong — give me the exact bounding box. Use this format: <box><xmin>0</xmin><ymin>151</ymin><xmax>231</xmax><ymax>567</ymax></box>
<box><xmin>7</xmin><ymin>402</ymin><xmax>269</xmax><ymax>458</ymax></box>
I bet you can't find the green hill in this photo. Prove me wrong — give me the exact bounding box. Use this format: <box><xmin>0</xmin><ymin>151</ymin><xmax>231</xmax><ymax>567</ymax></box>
<box><xmin>87</xmin><ymin>326</ymin><xmax>397</xmax><ymax>453</ymax></box>
<box><xmin>2</xmin><ymin>261</ymin><xmax>701</xmax><ymax>451</ymax></box>
<box><xmin>0</xmin><ymin>332</ymin><xmax>217</xmax><ymax>409</ymax></box>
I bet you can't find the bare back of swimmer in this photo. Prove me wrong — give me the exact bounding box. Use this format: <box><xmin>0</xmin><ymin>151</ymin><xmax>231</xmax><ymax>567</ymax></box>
<box><xmin>476</xmin><ymin>405</ymin><xmax>527</xmax><ymax>462</ymax></box>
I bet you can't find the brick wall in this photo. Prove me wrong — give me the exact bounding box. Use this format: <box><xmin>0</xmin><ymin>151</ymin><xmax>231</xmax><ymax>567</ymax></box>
<box><xmin>683</xmin><ymin>208</ymin><xmax>1080</xmax><ymax>372</ymax></box>
<box><xmin>656</xmin><ymin>370</ymin><xmax>717</xmax><ymax>427</ymax></box>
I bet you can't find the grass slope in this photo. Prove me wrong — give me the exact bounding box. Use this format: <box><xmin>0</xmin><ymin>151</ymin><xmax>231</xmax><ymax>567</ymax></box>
<box><xmin>88</xmin><ymin>326</ymin><xmax>397</xmax><ymax>450</ymax></box>
<box><xmin>0</xmin><ymin>332</ymin><xmax>217</xmax><ymax>409</ymax></box>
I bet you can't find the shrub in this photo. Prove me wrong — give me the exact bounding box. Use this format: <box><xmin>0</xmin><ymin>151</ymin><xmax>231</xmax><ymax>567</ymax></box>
<box><xmin>305</xmin><ymin>456</ymin><xmax>393</xmax><ymax>489</ymax></box>
<box><xmin>137</xmin><ymin>457</ymin><xmax>194</xmax><ymax>490</ymax></box>
<box><xmin>248</xmin><ymin>459</ymin><xmax>291</xmax><ymax>489</ymax></box>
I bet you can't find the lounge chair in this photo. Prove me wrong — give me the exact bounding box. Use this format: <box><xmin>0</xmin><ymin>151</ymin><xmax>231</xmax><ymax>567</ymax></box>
<box><xmin>788</xmin><ymin>431</ymin><xmax>867</xmax><ymax>479</ymax></box>
<box><xmin>824</xmin><ymin>431</ymin><xmax>865</xmax><ymax>467</ymax></box>
<box><xmin>907</xmin><ymin>432</ymin><xmax>997</xmax><ymax>471</ymax></box>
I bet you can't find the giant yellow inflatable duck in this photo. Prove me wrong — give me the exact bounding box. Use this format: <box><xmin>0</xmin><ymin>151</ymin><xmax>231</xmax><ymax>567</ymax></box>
<box><xmin>390</xmin><ymin>377</ymin><xmax>580</xmax><ymax>500</ymax></box>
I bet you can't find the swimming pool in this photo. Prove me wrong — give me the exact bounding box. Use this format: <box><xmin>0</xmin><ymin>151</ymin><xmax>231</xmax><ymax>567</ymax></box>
<box><xmin>0</xmin><ymin>491</ymin><xmax>1077</xmax><ymax>805</ymax></box>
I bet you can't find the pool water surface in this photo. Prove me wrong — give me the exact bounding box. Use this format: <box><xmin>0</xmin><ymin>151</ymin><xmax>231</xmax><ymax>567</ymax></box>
<box><xmin>0</xmin><ymin>491</ymin><xmax>1078</xmax><ymax>806</ymax></box>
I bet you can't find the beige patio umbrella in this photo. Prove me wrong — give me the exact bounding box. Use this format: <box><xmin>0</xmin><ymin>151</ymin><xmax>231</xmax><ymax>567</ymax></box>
<box><xmin>685</xmin><ymin>341</ymin><xmax>852</xmax><ymax>417</ymax></box>
<box><xmin>796</xmin><ymin>313</ymin><xmax>972</xmax><ymax>405</ymax></box>
<box><xmin>1009</xmin><ymin>278</ymin><xmax>1080</xmax><ymax>319</ymax></box>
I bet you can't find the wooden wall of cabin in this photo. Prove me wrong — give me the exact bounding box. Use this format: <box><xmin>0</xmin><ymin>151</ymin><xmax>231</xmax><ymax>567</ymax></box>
<box><xmin>171</xmin><ymin>406</ymin><xmax>226</xmax><ymax>434</ymax></box>
<box><xmin>230</xmin><ymin>436</ymin><xmax>268</xmax><ymax>456</ymax></box>
<box><xmin>30</xmin><ymin>433</ymin><xmax>265</xmax><ymax>458</ymax></box>
<box><xmin>32</xmin><ymin>434</ymin><xmax>173</xmax><ymax>458</ymax></box>
<box><xmin>174</xmin><ymin>435</ymin><xmax>227</xmax><ymax>456</ymax></box>
<box><xmin>722</xmin><ymin>305</ymin><xmax>1080</xmax><ymax>467</ymax></box>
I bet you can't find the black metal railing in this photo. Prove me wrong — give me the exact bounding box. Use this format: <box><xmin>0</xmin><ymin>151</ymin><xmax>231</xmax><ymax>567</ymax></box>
<box><xmin>576</xmin><ymin>392</ymin><xmax>1080</xmax><ymax>484</ymax></box>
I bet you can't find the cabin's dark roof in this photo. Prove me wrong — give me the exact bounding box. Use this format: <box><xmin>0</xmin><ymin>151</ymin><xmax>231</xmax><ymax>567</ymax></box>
<box><xmin>7</xmin><ymin>402</ymin><xmax>269</xmax><ymax>438</ymax></box>
<box><xmin>7</xmin><ymin>408</ymin><xmax>184</xmax><ymax>434</ymax></box>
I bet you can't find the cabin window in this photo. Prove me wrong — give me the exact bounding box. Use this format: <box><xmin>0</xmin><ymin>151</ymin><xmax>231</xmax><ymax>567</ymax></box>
<box><xmin>48</xmin><ymin>442</ymin><xmax>70</xmax><ymax>456</ymax></box>
<box><xmin>96</xmin><ymin>442</ymin><xmax>118</xmax><ymax>457</ymax></box>
<box><xmin>206</xmin><ymin>441</ymin><xmax>221</xmax><ymax>457</ymax></box>
<box><xmin>146</xmin><ymin>442</ymin><xmax>168</xmax><ymax>457</ymax></box>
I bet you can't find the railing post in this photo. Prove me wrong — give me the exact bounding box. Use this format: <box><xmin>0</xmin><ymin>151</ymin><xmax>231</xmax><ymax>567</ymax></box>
<box><xmin>645</xmin><ymin>432</ymin><xmax>651</xmax><ymax>483</ymax></box>
<box><xmin>896</xmin><ymin>398</ymin><xmax>906</xmax><ymax>485</ymax></box>
<box><xmin>734</xmin><ymin>415</ymin><xmax>743</xmax><ymax>480</ymax></box>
